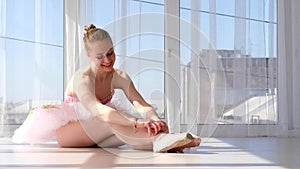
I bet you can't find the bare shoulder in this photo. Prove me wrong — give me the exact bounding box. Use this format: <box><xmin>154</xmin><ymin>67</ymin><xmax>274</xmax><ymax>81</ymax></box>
<box><xmin>65</xmin><ymin>67</ymin><xmax>93</xmax><ymax>95</ymax></box>
<box><xmin>74</xmin><ymin>68</ymin><xmax>92</xmax><ymax>82</ymax></box>
<box><xmin>113</xmin><ymin>69</ymin><xmax>131</xmax><ymax>79</ymax></box>
<box><xmin>112</xmin><ymin>69</ymin><xmax>132</xmax><ymax>89</ymax></box>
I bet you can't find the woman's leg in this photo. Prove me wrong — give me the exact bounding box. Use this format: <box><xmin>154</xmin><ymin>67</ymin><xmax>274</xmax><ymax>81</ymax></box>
<box><xmin>109</xmin><ymin>124</ymin><xmax>201</xmax><ymax>152</ymax></box>
<box><xmin>106</xmin><ymin>111</ymin><xmax>201</xmax><ymax>152</ymax></box>
<box><xmin>56</xmin><ymin>112</ymin><xmax>200</xmax><ymax>151</ymax></box>
<box><xmin>56</xmin><ymin>116</ymin><xmax>153</xmax><ymax>148</ymax></box>
<box><xmin>109</xmin><ymin>124</ymin><xmax>154</xmax><ymax>149</ymax></box>
<box><xmin>97</xmin><ymin>135</ymin><xmax>125</xmax><ymax>148</ymax></box>
<box><xmin>57</xmin><ymin>121</ymin><xmax>94</xmax><ymax>147</ymax></box>
<box><xmin>56</xmin><ymin>117</ymin><xmax>115</xmax><ymax>147</ymax></box>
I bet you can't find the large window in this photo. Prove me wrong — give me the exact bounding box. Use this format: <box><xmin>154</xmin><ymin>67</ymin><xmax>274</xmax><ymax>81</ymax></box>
<box><xmin>180</xmin><ymin>0</ymin><xmax>277</xmax><ymax>125</ymax></box>
<box><xmin>1</xmin><ymin>0</ymin><xmax>279</xmax><ymax>138</ymax></box>
<box><xmin>0</xmin><ymin>0</ymin><xmax>63</xmax><ymax>136</ymax></box>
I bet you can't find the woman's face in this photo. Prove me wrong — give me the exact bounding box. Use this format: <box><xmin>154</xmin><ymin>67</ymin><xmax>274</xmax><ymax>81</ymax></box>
<box><xmin>87</xmin><ymin>39</ymin><xmax>115</xmax><ymax>72</ymax></box>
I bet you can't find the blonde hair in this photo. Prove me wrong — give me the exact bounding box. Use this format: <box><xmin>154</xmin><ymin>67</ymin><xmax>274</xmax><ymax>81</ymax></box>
<box><xmin>83</xmin><ymin>24</ymin><xmax>113</xmax><ymax>50</ymax></box>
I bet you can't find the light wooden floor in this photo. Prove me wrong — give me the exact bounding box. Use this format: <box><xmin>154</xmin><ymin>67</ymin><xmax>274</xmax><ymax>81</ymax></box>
<box><xmin>0</xmin><ymin>137</ymin><xmax>299</xmax><ymax>169</ymax></box>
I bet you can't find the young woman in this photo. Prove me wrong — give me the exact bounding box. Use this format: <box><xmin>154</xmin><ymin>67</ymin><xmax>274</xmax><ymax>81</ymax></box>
<box><xmin>13</xmin><ymin>24</ymin><xmax>200</xmax><ymax>153</ymax></box>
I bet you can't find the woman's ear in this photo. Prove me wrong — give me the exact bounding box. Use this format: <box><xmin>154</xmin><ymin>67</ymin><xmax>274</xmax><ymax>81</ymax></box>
<box><xmin>85</xmin><ymin>50</ymin><xmax>91</xmax><ymax>58</ymax></box>
<box><xmin>83</xmin><ymin>43</ymin><xmax>90</xmax><ymax>58</ymax></box>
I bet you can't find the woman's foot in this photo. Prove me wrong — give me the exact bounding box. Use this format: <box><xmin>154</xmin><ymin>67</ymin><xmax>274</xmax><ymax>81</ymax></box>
<box><xmin>153</xmin><ymin>133</ymin><xmax>201</xmax><ymax>153</ymax></box>
<box><xmin>167</xmin><ymin>136</ymin><xmax>201</xmax><ymax>153</ymax></box>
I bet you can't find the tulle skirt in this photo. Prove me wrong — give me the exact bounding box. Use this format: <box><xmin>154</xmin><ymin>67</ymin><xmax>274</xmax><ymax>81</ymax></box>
<box><xmin>12</xmin><ymin>97</ymin><xmax>127</xmax><ymax>144</ymax></box>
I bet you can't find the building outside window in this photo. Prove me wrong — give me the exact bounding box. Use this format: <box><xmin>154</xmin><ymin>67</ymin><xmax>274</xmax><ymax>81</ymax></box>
<box><xmin>179</xmin><ymin>0</ymin><xmax>277</xmax><ymax>126</ymax></box>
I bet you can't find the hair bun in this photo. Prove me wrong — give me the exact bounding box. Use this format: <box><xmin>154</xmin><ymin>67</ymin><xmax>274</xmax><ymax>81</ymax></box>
<box><xmin>84</xmin><ymin>24</ymin><xmax>96</xmax><ymax>36</ymax></box>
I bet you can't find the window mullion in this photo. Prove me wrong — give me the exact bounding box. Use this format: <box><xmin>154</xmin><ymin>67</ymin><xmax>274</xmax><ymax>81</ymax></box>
<box><xmin>164</xmin><ymin>0</ymin><xmax>181</xmax><ymax>133</ymax></box>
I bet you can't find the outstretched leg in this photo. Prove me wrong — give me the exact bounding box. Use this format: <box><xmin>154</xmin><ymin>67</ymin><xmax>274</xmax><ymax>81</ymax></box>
<box><xmin>109</xmin><ymin>123</ymin><xmax>201</xmax><ymax>152</ymax></box>
<box><xmin>56</xmin><ymin>117</ymin><xmax>117</xmax><ymax>147</ymax></box>
<box><xmin>97</xmin><ymin>135</ymin><xmax>124</xmax><ymax>148</ymax></box>
<box><xmin>56</xmin><ymin>115</ymin><xmax>200</xmax><ymax>152</ymax></box>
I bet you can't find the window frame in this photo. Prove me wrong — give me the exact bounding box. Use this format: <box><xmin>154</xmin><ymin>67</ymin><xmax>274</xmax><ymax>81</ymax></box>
<box><xmin>166</xmin><ymin>0</ymin><xmax>281</xmax><ymax>137</ymax></box>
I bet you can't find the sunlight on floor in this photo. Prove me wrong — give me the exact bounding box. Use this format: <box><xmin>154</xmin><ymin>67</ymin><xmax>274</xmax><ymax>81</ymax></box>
<box><xmin>0</xmin><ymin>137</ymin><xmax>299</xmax><ymax>169</ymax></box>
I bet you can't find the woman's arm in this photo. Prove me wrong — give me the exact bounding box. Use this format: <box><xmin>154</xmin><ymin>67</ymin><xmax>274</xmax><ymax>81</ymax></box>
<box><xmin>71</xmin><ymin>70</ymin><xmax>160</xmax><ymax>136</ymax></box>
<box><xmin>113</xmin><ymin>70</ymin><xmax>169</xmax><ymax>133</ymax></box>
<box><xmin>72</xmin><ymin>71</ymin><xmax>136</xmax><ymax>127</ymax></box>
<box><xmin>112</xmin><ymin>69</ymin><xmax>160</xmax><ymax>120</ymax></box>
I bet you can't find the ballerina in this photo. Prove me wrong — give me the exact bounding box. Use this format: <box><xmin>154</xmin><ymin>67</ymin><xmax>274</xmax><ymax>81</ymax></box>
<box><xmin>12</xmin><ymin>24</ymin><xmax>200</xmax><ymax>153</ymax></box>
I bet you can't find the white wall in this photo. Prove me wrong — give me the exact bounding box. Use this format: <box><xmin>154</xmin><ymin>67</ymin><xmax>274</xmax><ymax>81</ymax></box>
<box><xmin>278</xmin><ymin>0</ymin><xmax>300</xmax><ymax>137</ymax></box>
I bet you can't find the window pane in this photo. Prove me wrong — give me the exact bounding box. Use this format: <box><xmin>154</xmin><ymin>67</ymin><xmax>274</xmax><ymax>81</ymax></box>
<box><xmin>180</xmin><ymin>0</ymin><xmax>277</xmax><ymax>125</ymax></box>
<box><xmin>216</xmin><ymin>15</ymin><xmax>234</xmax><ymax>49</ymax></box>
<box><xmin>5</xmin><ymin>0</ymin><xmax>63</xmax><ymax>45</ymax></box>
<box><xmin>216</xmin><ymin>0</ymin><xmax>235</xmax><ymax>16</ymax></box>
<box><xmin>5</xmin><ymin>39</ymin><xmax>63</xmax><ymax>102</ymax></box>
<box><xmin>93</xmin><ymin>0</ymin><xmax>115</xmax><ymax>26</ymax></box>
<box><xmin>6</xmin><ymin>0</ymin><xmax>35</xmax><ymax>42</ymax></box>
<box><xmin>115</xmin><ymin>55</ymin><xmax>165</xmax><ymax>118</ymax></box>
<box><xmin>38</xmin><ymin>0</ymin><xmax>64</xmax><ymax>45</ymax></box>
<box><xmin>180</xmin><ymin>0</ymin><xmax>210</xmax><ymax>12</ymax></box>
<box><xmin>1</xmin><ymin>0</ymin><xmax>63</xmax><ymax>134</ymax></box>
<box><xmin>249</xmin><ymin>20</ymin><xmax>268</xmax><ymax>58</ymax></box>
<box><xmin>139</xmin><ymin>0</ymin><xmax>164</xmax><ymax>5</ymax></box>
<box><xmin>249</xmin><ymin>0</ymin><xmax>265</xmax><ymax>21</ymax></box>
<box><xmin>0</xmin><ymin>40</ymin><xmax>4</xmax><ymax>99</ymax></box>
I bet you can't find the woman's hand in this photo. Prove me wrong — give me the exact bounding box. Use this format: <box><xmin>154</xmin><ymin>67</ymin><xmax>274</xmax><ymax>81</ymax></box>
<box><xmin>153</xmin><ymin>119</ymin><xmax>169</xmax><ymax>133</ymax></box>
<box><xmin>135</xmin><ymin>119</ymin><xmax>169</xmax><ymax>136</ymax></box>
<box><xmin>148</xmin><ymin>116</ymin><xmax>169</xmax><ymax>134</ymax></box>
<box><xmin>135</xmin><ymin>119</ymin><xmax>157</xmax><ymax>136</ymax></box>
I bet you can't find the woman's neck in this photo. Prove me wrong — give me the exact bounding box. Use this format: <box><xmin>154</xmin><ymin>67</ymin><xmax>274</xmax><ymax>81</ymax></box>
<box><xmin>96</xmin><ymin>71</ymin><xmax>110</xmax><ymax>82</ymax></box>
<box><xmin>89</xmin><ymin>64</ymin><xmax>113</xmax><ymax>82</ymax></box>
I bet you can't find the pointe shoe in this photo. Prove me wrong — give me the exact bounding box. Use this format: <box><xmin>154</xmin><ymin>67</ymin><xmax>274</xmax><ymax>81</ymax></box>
<box><xmin>153</xmin><ymin>132</ymin><xmax>198</xmax><ymax>153</ymax></box>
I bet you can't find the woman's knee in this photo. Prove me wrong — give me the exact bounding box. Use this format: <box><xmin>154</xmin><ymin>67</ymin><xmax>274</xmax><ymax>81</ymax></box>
<box><xmin>56</xmin><ymin>122</ymin><xmax>95</xmax><ymax>148</ymax></box>
<box><xmin>56</xmin><ymin>127</ymin><xmax>70</xmax><ymax>147</ymax></box>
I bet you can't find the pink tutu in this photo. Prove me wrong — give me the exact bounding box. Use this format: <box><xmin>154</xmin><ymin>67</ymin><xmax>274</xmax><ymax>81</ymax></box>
<box><xmin>12</xmin><ymin>94</ymin><xmax>128</xmax><ymax>144</ymax></box>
